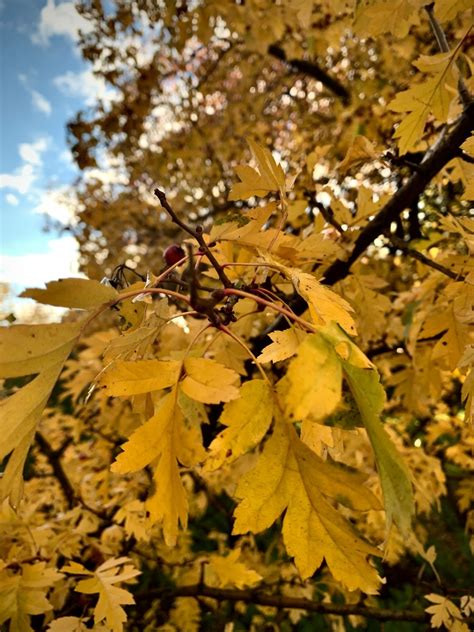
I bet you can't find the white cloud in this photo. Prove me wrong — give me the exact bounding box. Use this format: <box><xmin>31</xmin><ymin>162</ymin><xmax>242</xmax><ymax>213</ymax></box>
<box><xmin>31</xmin><ymin>89</ymin><xmax>52</xmax><ymax>115</ymax></box>
<box><xmin>32</xmin><ymin>186</ymin><xmax>78</xmax><ymax>224</ymax></box>
<box><xmin>0</xmin><ymin>137</ymin><xmax>50</xmax><ymax>194</ymax></box>
<box><xmin>0</xmin><ymin>164</ymin><xmax>36</xmax><ymax>195</ymax></box>
<box><xmin>32</xmin><ymin>0</ymin><xmax>92</xmax><ymax>46</ymax></box>
<box><xmin>5</xmin><ymin>193</ymin><xmax>19</xmax><ymax>206</ymax></box>
<box><xmin>0</xmin><ymin>236</ymin><xmax>82</xmax><ymax>288</ymax></box>
<box><xmin>19</xmin><ymin>137</ymin><xmax>50</xmax><ymax>167</ymax></box>
<box><xmin>54</xmin><ymin>69</ymin><xmax>115</xmax><ymax>106</ymax></box>
<box><xmin>18</xmin><ymin>74</ymin><xmax>53</xmax><ymax>116</ymax></box>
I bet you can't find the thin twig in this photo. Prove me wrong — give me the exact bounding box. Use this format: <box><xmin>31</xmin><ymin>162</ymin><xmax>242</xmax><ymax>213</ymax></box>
<box><xmin>389</xmin><ymin>234</ymin><xmax>464</xmax><ymax>281</ymax></box>
<box><xmin>154</xmin><ymin>189</ymin><xmax>232</xmax><ymax>288</ymax></box>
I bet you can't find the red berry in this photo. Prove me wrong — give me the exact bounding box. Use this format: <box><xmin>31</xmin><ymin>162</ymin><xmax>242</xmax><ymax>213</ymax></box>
<box><xmin>163</xmin><ymin>244</ymin><xmax>185</xmax><ymax>266</ymax></box>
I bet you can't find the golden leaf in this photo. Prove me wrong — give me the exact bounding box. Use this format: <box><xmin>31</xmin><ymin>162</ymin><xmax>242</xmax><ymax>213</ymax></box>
<box><xmin>20</xmin><ymin>277</ymin><xmax>118</xmax><ymax>310</ymax></box>
<box><xmin>205</xmin><ymin>379</ymin><xmax>274</xmax><ymax>471</ymax></box>
<box><xmin>228</xmin><ymin>139</ymin><xmax>286</xmax><ymax>201</ymax></box>
<box><xmin>181</xmin><ymin>357</ymin><xmax>240</xmax><ymax>404</ymax></box>
<box><xmin>232</xmin><ymin>416</ymin><xmax>382</xmax><ymax>592</ymax></box>
<box><xmin>63</xmin><ymin>558</ymin><xmax>140</xmax><ymax>632</ymax></box>
<box><xmin>284</xmin><ymin>333</ymin><xmax>342</xmax><ymax>421</ymax></box>
<box><xmin>98</xmin><ymin>359</ymin><xmax>182</xmax><ymax>396</ymax></box>
<box><xmin>338</xmin><ymin>135</ymin><xmax>378</xmax><ymax>174</ymax></box>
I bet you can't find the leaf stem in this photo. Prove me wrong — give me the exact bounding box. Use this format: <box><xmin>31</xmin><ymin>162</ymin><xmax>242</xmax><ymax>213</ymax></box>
<box><xmin>218</xmin><ymin>323</ymin><xmax>271</xmax><ymax>385</ymax></box>
<box><xmin>223</xmin><ymin>287</ymin><xmax>315</xmax><ymax>332</ymax></box>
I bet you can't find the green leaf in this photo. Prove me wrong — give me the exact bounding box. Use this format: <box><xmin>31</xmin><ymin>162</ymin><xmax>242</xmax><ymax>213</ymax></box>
<box><xmin>342</xmin><ymin>361</ymin><xmax>414</xmax><ymax>536</ymax></box>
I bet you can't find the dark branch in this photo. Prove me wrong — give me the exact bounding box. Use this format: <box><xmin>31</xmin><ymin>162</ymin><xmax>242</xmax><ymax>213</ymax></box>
<box><xmin>389</xmin><ymin>234</ymin><xmax>464</xmax><ymax>281</ymax></box>
<box><xmin>322</xmin><ymin>101</ymin><xmax>474</xmax><ymax>287</ymax></box>
<box><xmin>134</xmin><ymin>584</ymin><xmax>471</xmax><ymax>624</ymax></box>
<box><xmin>268</xmin><ymin>44</ymin><xmax>351</xmax><ymax>103</ymax></box>
<box><xmin>35</xmin><ymin>432</ymin><xmax>75</xmax><ymax>508</ymax></box>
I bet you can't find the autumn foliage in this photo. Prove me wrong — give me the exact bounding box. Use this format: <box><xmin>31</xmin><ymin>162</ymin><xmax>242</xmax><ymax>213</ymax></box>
<box><xmin>1</xmin><ymin>1</ymin><xmax>473</xmax><ymax>630</ymax></box>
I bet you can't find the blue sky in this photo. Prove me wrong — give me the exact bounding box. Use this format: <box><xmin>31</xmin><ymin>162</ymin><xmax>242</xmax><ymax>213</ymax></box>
<box><xmin>0</xmin><ymin>0</ymin><xmax>112</xmax><ymax>309</ymax></box>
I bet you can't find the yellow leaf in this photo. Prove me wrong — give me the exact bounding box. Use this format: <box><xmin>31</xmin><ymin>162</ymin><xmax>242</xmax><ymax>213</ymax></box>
<box><xmin>0</xmin><ymin>562</ymin><xmax>64</xmax><ymax>632</ymax></box>
<box><xmin>228</xmin><ymin>139</ymin><xmax>285</xmax><ymax>201</ymax></box>
<box><xmin>425</xmin><ymin>593</ymin><xmax>466</xmax><ymax>630</ymax></box>
<box><xmin>0</xmin><ymin>332</ymin><xmax>76</xmax><ymax>505</ymax></box>
<box><xmin>116</xmin><ymin>281</ymin><xmax>147</xmax><ymax>328</ymax></box>
<box><xmin>338</xmin><ymin>135</ymin><xmax>378</xmax><ymax>174</ymax></box>
<box><xmin>0</xmin><ymin>322</ymin><xmax>80</xmax><ymax>378</ymax></box>
<box><xmin>232</xmin><ymin>416</ymin><xmax>382</xmax><ymax>592</ymax></box>
<box><xmin>207</xmin><ymin>548</ymin><xmax>262</xmax><ymax>589</ymax></box>
<box><xmin>48</xmin><ymin>617</ymin><xmax>89</xmax><ymax>632</ymax></box>
<box><xmin>205</xmin><ymin>380</ymin><xmax>274</xmax><ymax>471</ymax></box>
<box><xmin>20</xmin><ymin>277</ymin><xmax>118</xmax><ymax>309</ymax></box>
<box><xmin>291</xmin><ymin>270</ymin><xmax>357</xmax><ymax>335</ymax></box>
<box><xmin>389</xmin><ymin>46</ymin><xmax>462</xmax><ymax>154</ymax></box>
<box><xmin>214</xmin><ymin>204</ymin><xmax>276</xmax><ymax>243</ymax></box>
<box><xmin>181</xmin><ymin>357</ymin><xmax>240</xmax><ymax>404</ymax></box>
<box><xmin>47</xmin><ymin>617</ymin><xmax>89</xmax><ymax>632</ymax></box>
<box><xmin>63</xmin><ymin>558</ymin><xmax>140</xmax><ymax>632</ymax></box>
<box><xmin>247</xmin><ymin>138</ymin><xmax>286</xmax><ymax>193</ymax></box>
<box><xmin>257</xmin><ymin>328</ymin><xmax>307</xmax><ymax>364</ymax></box>
<box><xmin>98</xmin><ymin>359</ymin><xmax>182</xmax><ymax>396</ymax></box>
<box><xmin>461</xmin><ymin>134</ymin><xmax>474</xmax><ymax>157</ymax></box>
<box><xmin>284</xmin><ymin>333</ymin><xmax>342</xmax><ymax>421</ymax></box>
<box><xmin>111</xmin><ymin>390</ymin><xmax>204</xmax><ymax>544</ymax></box>
<box><xmin>355</xmin><ymin>0</ymin><xmax>422</xmax><ymax>39</ymax></box>
<box><xmin>435</xmin><ymin>0</ymin><xmax>473</xmax><ymax>22</ymax></box>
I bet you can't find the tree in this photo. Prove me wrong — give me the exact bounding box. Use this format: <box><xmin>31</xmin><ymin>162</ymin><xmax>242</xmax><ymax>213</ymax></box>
<box><xmin>1</xmin><ymin>1</ymin><xmax>473</xmax><ymax>630</ymax></box>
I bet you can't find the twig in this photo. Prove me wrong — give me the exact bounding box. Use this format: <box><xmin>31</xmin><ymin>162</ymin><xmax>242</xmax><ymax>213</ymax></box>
<box><xmin>425</xmin><ymin>4</ymin><xmax>472</xmax><ymax>107</ymax></box>
<box><xmin>154</xmin><ymin>189</ymin><xmax>232</xmax><ymax>288</ymax></box>
<box><xmin>389</xmin><ymin>234</ymin><xmax>464</xmax><ymax>281</ymax></box>
<box><xmin>133</xmin><ymin>583</ymin><xmax>472</xmax><ymax>624</ymax></box>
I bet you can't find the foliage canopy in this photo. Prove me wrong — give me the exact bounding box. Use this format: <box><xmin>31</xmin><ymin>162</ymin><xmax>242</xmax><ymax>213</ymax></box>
<box><xmin>1</xmin><ymin>1</ymin><xmax>473</xmax><ymax>630</ymax></box>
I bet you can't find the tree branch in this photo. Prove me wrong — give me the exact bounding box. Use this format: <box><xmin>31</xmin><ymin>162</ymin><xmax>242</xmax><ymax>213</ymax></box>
<box><xmin>268</xmin><ymin>44</ymin><xmax>351</xmax><ymax>104</ymax></box>
<box><xmin>389</xmin><ymin>234</ymin><xmax>464</xmax><ymax>281</ymax></box>
<box><xmin>35</xmin><ymin>432</ymin><xmax>75</xmax><ymax>508</ymax></box>
<box><xmin>154</xmin><ymin>189</ymin><xmax>232</xmax><ymax>288</ymax></box>
<box><xmin>135</xmin><ymin>583</ymin><xmax>474</xmax><ymax>624</ymax></box>
<box><xmin>322</xmin><ymin>101</ymin><xmax>474</xmax><ymax>287</ymax></box>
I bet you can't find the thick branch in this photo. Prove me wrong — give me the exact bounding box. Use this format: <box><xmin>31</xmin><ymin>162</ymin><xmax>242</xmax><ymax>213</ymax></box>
<box><xmin>135</xmin><ymin>584</ymin><xmax>463</xmax><ymax>624</ymax></box>
<box><xmin>268</xmin><ymin>44</ymin><xmax>350</xmax><ymax>103</ymax></box>
<box><xmin>322</xmin><ymin>101</ymin><xmax>474</xmax><ymax>287</ymax></box>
